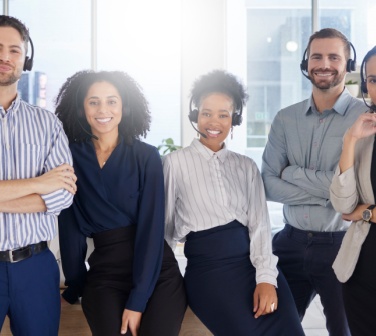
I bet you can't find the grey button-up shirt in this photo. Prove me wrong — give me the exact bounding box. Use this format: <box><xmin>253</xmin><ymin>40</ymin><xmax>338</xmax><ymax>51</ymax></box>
<box><xmin>261</xmin><ymin>88</ymin><xmax>368</xmax><ymax>232</ymax></box>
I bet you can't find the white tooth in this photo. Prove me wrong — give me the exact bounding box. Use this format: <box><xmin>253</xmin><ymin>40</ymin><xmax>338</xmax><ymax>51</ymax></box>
<box><xmin>97</xmin><ymin>118</ymin><xmax>111</xmax><ymax>122</ymax></box>
<box><xmin>207</xmin><ymin>130</ymin><xmax>220</xmax><ymax>134</ymax></box>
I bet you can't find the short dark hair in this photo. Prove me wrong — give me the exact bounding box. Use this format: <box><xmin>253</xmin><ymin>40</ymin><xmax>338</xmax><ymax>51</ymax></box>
<box><xmin>306</xmin><ymin>28</ymin><xmax>351</xmax><ymax>61</ymax></box>
<box><xmin>190</xmin><ymin>69</ymin><xmax>248</xmax><ymax>113</ymax></box>
<box><xmin>0</xmin><ymin>15</ymin><xmax>30</xmax><ymax>51</ymax></box>
<box><xmin>55</xmin><ymin>70</ymin><xmax>151</xmax><ymax>144</ymax></box>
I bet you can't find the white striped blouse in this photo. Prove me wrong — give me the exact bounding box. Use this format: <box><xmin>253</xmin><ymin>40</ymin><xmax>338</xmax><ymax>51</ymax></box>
<box><xmin>163</xmin><ymin>138</ymin><xmax>278</xmax><ymax>286</ymax></box>
<box><xmin>0</xmin><ymin>96</ymin><xmax>73</xmax><ymax>251</ymax></box>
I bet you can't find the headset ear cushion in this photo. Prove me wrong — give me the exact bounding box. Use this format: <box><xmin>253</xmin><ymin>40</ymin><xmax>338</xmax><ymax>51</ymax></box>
<box><xmin>361</xmin><ymin>81</ymin><xmax>368</xmax><ymax>94</ymax></box>
<box><xmin>189</xmin><ymin>109</ymin><xmax>199</xmax><ymax>123</ymax></box>
<box><xmin>300</xmin><ymin>59</ymin><xmax>308</xmax><ymax>72</ymax></box>
<box><xmin>23</xmin><ymin>56</ymin><xmax>33</xmax><ymax>71</ymax></box>
<box><xmin>347</xmin><ymin>59</ymin><xmax>356</xmax><ymax>73</ymax></box>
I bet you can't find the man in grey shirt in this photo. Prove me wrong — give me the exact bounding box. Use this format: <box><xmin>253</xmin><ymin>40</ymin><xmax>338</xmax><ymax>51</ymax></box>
<box><xmin>261</xmin><ymin>28</ymin><xmax>367</xmax><ymax>335</ymax></box>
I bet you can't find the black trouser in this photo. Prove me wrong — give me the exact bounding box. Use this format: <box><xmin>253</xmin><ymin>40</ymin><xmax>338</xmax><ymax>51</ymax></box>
<box><xmin>82</xmin><ymin>226</ymin><xmax>187</xmax><ymax>336</ymax></box>
<box><xmin>343</xmin><ymin>224</ymin><xmax>376</xmax><ymax>336</ymax></box>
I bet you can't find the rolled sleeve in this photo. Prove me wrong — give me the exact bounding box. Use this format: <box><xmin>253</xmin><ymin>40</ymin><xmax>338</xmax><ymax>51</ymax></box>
<box><xmin>41</xmin><ymin>189</ymin><xmax>74</xmax><ymax>215</ymax></box>
<box><xmin>330</xmin><ymin>166</ymin><xmax>358</xmax><ymax>214</ymax></box>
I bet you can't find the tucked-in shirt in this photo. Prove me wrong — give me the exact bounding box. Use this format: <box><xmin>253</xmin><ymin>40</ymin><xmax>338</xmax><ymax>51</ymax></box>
<box><xmin>0</xmin><ymin>95</ymin><xmax>73</xmax><ymax>251</ymax></box>
<box><xmin>59</xmin><ymin>138</ymin><xmax>165</xmax><ymax>312</ymax></box>
<box><xmin>164</xmin><ymin>138</ymin><xmax>278</xmax><ymax>286</ymax></box>
<box><xmin>261</xmin><ymin>88</ymin><xmax>367</xmax><ymax>232</ymax></box>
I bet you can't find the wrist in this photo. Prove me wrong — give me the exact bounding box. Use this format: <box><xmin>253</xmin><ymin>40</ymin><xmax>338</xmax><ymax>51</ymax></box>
<box><xmin>362</xmin><ymin>204</ymin><xmax>376</xmax><ymax>222</ymax></box>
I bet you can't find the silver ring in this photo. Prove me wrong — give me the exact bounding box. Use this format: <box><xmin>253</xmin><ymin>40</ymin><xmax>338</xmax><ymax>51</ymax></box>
<box><xmin>270</xmin><ymin>302</ymin><xmax>275</xmax><ymax>312</ymax></box>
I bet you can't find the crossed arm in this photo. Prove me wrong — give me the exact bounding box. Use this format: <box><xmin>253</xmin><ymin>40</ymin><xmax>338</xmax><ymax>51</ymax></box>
<box><xmin>0</xmin><ymin>163</ymin><xmax>77</xmax><ymax>213</ymax></box>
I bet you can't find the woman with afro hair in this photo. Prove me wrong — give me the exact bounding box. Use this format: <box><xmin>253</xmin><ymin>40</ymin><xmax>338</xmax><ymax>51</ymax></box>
<box><xmin>56</xmin><ymin>70</ymin><xmax>187</xmax><ymax>336</ymax></box>
<box><xmin>163</xmin><ymin>69</ymin><xmax>304</xmax><ymax>335</ymax></box>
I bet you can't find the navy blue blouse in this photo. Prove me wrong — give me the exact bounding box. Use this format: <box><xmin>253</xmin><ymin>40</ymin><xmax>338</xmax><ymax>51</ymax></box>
<box><xmin>59</xmin><ymin>137</ymin><xmax>165</xmax><ymax>312</ymax></box>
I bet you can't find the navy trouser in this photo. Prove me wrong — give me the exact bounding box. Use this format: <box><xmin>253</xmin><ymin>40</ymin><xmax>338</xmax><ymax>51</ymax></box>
<box><xmin>273</xmin><ymin>224</ymin><xmax>350</xmax><ymax>336</ymax></box>
<box><xmin>184</xmin><ymin>221</ymin><xmax>304</xmax><ymax>336</ymax></box>
<box><xmin>0</xmin><ymin>247</ymin><xmax>60</xmax><ymax>336</ymax></box>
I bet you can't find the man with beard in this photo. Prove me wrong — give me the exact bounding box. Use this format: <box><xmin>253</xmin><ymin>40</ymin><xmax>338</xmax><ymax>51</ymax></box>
<box><xmin>0</xmin><ymin>15</ymin><xmax>76</xmax><ymax>335</ymax></box>
<box><xmin>261</xmin><ymin>28</ymin><xmax>367</xmax><ymax>335</ymax></box>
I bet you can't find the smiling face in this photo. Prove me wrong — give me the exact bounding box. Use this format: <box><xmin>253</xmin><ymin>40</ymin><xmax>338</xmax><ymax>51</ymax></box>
<box><xmin>0</xmin><ymin>26</ymin><xmax>26</xmax><ymax>87</ymax></box>
<box><xmin>365</xmin><ymin>55</ymin><xmax>376</xmax><ymax>105</ymax></box>
<box><xmin>197</xmin><ymin>92</ymin><xmax>233</xmax><ymax>152</ymax></box>
<box><xmin>84</xmin><ymin>81</ymin><xmax>123</xmax><ymax>139</ymax></box>
<box><xmin>308</xmin><ymin>37</ymin><xmax>348</xmax><ymax>90</ymax></box>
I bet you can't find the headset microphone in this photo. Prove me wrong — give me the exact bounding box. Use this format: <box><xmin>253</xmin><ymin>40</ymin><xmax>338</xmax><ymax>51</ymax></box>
<box><xmin>76</xmin><ymin>116</ymin><xmax>99</xmax><ymax>140</ymax></box>
<box><xmin>188</xmin><ymin>97</ymin><xmax>207</xmax><ymax>138</ymax></box>
<box><xmin>75</xmin><ymin>83</ymin><xmax>99</xmax><ymax>140</ymax></box>
<box><xmin>189</xmin><ymin>117</ymin><xmax>207</xmax><ymax>138</ymax></box>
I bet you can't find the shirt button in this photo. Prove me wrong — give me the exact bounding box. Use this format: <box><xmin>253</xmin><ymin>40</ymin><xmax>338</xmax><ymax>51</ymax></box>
<box><xmin>319</xmin><ymin>119</ymin><xmax>324</xmax><ymax>123</ymax></box>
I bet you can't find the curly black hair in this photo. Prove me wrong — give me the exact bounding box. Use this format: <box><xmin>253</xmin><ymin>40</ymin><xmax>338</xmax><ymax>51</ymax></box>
<box><xmin>55</xmin><ymin>70</ymin><xmax>151</xmax><ymax>144</ymax></box>
<box><xmin>190</xmin><ymin>69</ymin><xmax>248</xmax><ymax>115</ymax></box>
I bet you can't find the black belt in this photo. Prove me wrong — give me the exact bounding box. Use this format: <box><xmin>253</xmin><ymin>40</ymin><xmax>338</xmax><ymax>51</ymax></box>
<box><xmin>0</xmin><ymin>241</ymin><xmax>48</xmax><ymax>263</ymax></box>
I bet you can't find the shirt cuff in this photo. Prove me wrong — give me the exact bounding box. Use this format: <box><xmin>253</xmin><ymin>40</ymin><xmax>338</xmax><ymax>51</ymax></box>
<box><xmin>41</xmin><ymin>189</ymin><xmax>73</xmax><ymax>215</ymax></box>
<box><xmin>125</xmin><ymin>290</ymin><xmax>150</xmax><ymax>313</ymax></box>
<box><xmin>256</xmin><ymin>269</ymin><xmax>278</xmax><ymax>288</ymax></box>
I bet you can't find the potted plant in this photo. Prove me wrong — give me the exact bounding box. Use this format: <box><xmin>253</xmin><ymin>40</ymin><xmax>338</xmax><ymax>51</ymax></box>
<box><xmin>157</xmin><ymin>138</ymin><xmax>182</xmax><ymax>156</ymax></box>
<box><xmin>345</xmin><ymin>79</ymin><xmax>359</xmax><ymax>97</ymax></box>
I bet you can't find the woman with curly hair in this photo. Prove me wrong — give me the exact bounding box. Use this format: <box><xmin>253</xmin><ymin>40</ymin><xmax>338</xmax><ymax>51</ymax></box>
<box><xmin>163</xmin><ymin>69</ymin><xmax>304</xmax><ymax>335</ymax></box>
<box><xmin>56</xmin><ymin>70</ymin><xmax>187</xmax><ymax>336</ymax></box>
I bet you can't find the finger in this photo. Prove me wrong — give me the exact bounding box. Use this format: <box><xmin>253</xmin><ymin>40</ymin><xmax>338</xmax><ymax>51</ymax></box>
<box><xmin>254</xmin><ymin>305</ymin><xmax>266</xmax><ymax>318</ymax></box>
<box><xmin>253</xmin><ymin>292</ymin><xmax>258</xmax><ymax>312</ymax></box>
<box><xmin>120</xmin><ymin>322</ymin><xmax>128</xmax><ymax>335</ymax></box>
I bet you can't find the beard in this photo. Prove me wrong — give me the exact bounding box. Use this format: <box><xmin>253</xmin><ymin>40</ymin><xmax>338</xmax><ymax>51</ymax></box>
<box><xmin>309</xmin><ymin>69</ymin><xmax>346</xmax><ymax>90</ymax></box>
<box><xmin>0</xmin><ymin>66</ymin><xmax>22</xmax><ymax>87</ymax></box>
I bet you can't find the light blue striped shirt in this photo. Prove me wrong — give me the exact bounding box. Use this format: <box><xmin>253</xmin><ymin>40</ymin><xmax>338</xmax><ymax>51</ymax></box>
<box><xmin>261</xmin><ymin>88</ymin><xmax>368</xmax><ymax>232</ymax></box>
<box><xmin>164</xmin><ymin>139</ymin><xmax>278</xmax><ymax>286</ymax></box>
<box><xmin>0</xmin><ymin>95</ymin><xmax>73</xmax><ymax>251</ymax></box>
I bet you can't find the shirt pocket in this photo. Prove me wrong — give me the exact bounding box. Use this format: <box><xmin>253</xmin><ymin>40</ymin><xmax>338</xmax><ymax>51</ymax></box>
<box><xmin>17</xmin><ymin>143</ymin><xmax>48</xmax><ymax>178</ymax></box>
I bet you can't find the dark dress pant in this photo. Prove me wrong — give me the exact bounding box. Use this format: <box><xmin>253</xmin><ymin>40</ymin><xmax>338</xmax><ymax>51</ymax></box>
<box><xmin>273</xmin><ymin>224</ymin><xmax>350</xmax><ymax>336</ymax></box>
<box><xmin>81</xmin><ymin>226</ymin><xmax>187</xmax><ymax>336</ymax></box>
<box><xmin>342</xmin><ymin>224</ymin><xmax>376</xmax><ymax>336</ymax></box>
<box><xmin>184</xmin><ymin>221</ymin><xmax>304</xmax><ymax>336</ymax></box>
<box><xmin>0</xmin><ymin>248</ymin><xmax>60</xmax><ymax>336</ymax></box>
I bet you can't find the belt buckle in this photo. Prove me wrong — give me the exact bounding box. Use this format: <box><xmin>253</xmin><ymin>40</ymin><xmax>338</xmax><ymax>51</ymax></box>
<box><xmin>8</xmin><ymin>249</ymin><xmax>16</xmax><ymax>263</ymax></box>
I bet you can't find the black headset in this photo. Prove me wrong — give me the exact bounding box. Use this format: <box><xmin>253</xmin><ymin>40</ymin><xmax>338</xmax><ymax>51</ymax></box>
<box><xmin>188</xmin><ymin>96</ymin><xmax>243</xmax><ymax>126</ymax></box>
<box><xmin>360</xmin><ymin>46</ymin><xmax>376</xmax><ymax>94</ymax></box>
<box><xmin>300</xmin><ymin>41</ymin><xmax>357</xmax><ymax>78</ymax></box>
<box><xmin>23</xmin><ymin>37</ymin><xmax>34</xmax><ymax>71</ymax></box>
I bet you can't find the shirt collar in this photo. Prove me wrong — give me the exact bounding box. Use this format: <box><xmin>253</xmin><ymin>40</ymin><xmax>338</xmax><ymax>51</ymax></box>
<box><xmin>191</xmin><ymin>138</ymin><xmax>228</xmax><ymax>163</ymax></box>
<box><xmin>306</xmin><ymin>88</ymin><xmax>353</xmax><ymax>116</ymax></box>
<box><xmin>0</xmin><ymin>94</ymin><xmax>21</xmax><ymax>117</ymax></box>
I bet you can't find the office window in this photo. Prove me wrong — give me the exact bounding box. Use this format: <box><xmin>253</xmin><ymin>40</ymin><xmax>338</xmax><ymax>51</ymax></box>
<box><xmin>246</xmin><ymin>0</ymin><xmax>376</xmax><ymax>151</ymax></box>
<box><xmin>8</xmin><ymin>0</ymin><xmax>181</xmax><ymax>149</ymax></box>
<box><xmin>246</xmin><ymin>1</ymin><xmax>311</xmax><ymax>150</ymax></box>
<box><xmin>10</xmin><ymin>0</ymin><xmax>91</xmax><ymax>112</ymax></box>
<box><xmin>97</xmin><ymin>0</ymin><xmax>181</xmax><ymax>148</ymax></box>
